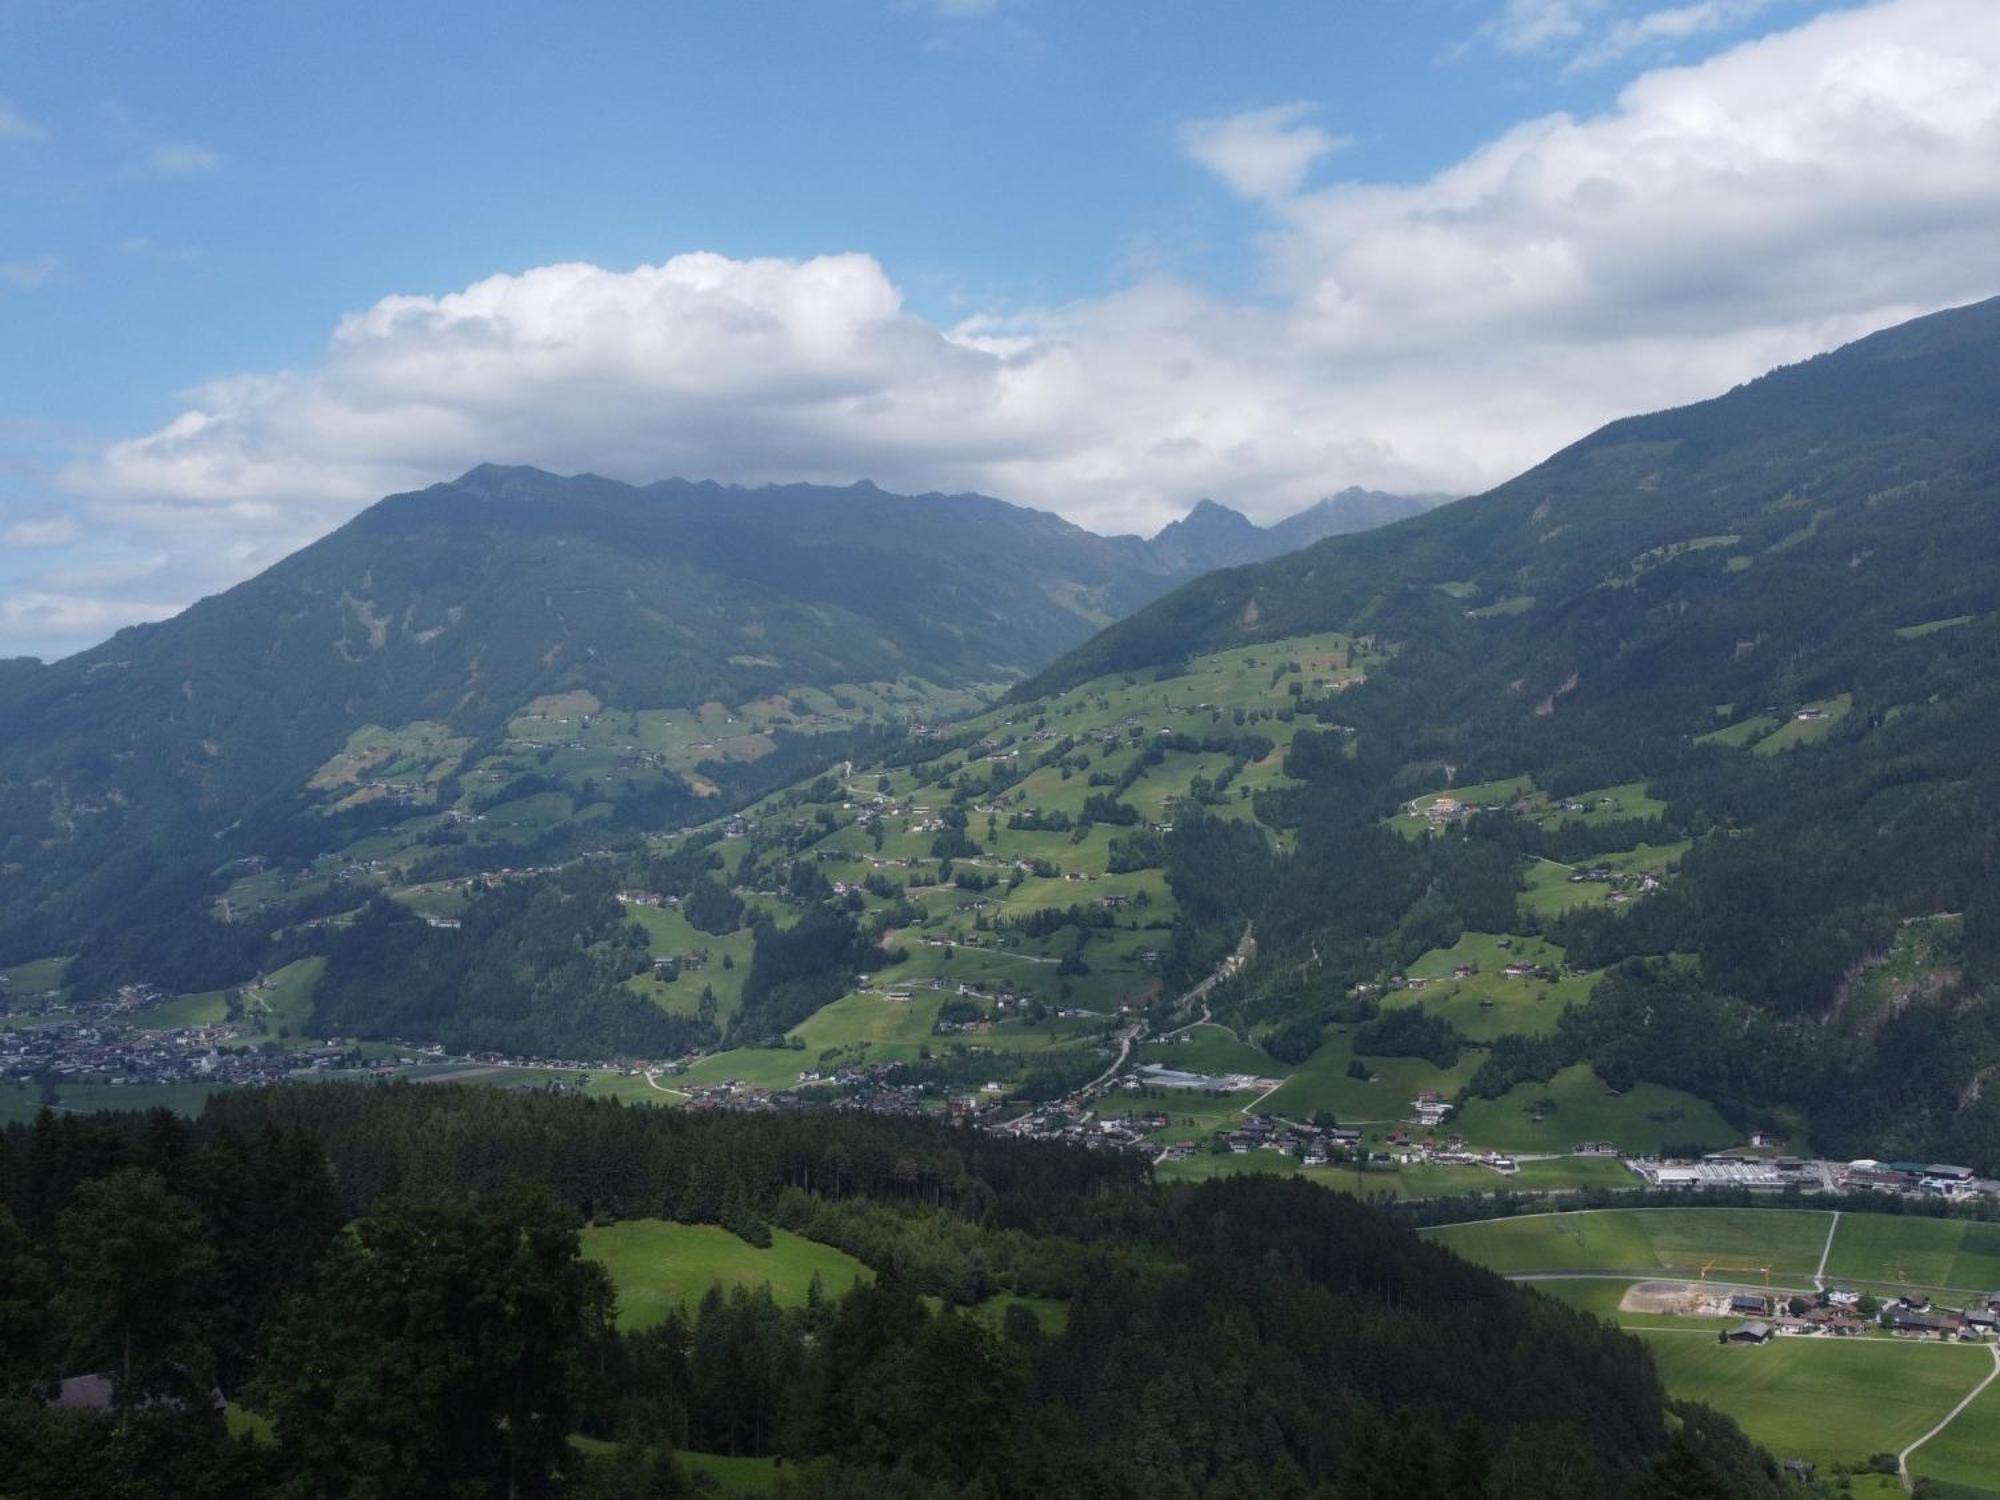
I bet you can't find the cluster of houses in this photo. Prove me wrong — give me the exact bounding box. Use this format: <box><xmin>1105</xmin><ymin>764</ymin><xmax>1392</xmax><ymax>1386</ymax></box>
<box><xmin>1724</xmin><ymin>1288</ymin><xmax>2000</xmax><ymax>1344</ymax></box>
<box><xmin>0</xmin><ymin>1012</ymin><xmax>375</xmax><ymax>1095</ymax></box>
<box><xmin>1567</xmin><ymin>866</ymin><xmax>1663</xmax><ymax>904</ymax></box>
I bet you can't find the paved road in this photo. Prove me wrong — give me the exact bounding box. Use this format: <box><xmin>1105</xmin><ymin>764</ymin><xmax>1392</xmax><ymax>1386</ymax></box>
<box><xmin>1070</xmin><ymin>923</ymin><xmax>1257</xmax><ymax>1103</ymax></box>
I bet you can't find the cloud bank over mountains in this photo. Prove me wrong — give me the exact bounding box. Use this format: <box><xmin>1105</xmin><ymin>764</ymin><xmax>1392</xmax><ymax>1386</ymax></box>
<box><xmin>22</xmin><ymin>0</ymin><xmax>2000</xmax><ymax>659</ymax></box>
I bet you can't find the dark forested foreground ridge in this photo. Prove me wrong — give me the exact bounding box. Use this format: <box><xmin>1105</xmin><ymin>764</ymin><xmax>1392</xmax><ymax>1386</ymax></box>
<box><xmin>0</xmin><ymin>1086</ymin><xmax>1797</xmax><ymax>1500</ymax></box>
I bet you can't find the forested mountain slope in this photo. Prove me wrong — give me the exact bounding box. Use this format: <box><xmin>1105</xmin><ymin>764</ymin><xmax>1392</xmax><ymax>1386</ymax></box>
<box><xmin>0</xmin><ymin>465</ymin><xmax>1431</xmax><ymax>987</ymax></box>
<box><xmin>1013</xmin><ymin>294</ymin><xmax>2000</xmax><ymax>1166</ymax></box>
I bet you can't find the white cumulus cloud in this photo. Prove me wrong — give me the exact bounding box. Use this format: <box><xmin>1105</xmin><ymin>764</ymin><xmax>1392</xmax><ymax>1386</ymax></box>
<box><xmin>27</xmin><ymin>0</ymin><xmax>2000</xmax><ymax>661</ymax></box>
<box><xmin>1178</xmin><ymin>103</ymin><xmax>1347</xmax><ymax>201</ymax></box>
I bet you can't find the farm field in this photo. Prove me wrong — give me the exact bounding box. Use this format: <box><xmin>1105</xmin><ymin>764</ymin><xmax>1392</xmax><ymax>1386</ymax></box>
<box><xmin>580</xmin><ymin>1220</ymin><xmax>873</xmax><ymax>1332</ymax></box>
<box><xmin>1642</xmin><ymin>1333</ymin><xmax>1988</xmax><ymax>1476</ymax></box>
<box><xmin>1154</xmin><ymin>1149</ymin><xmax>1635</xmax><ymax>1202</ymax></box>
<box><xmin>1908</xmin><ymin>1367</ymin><xmax>2000</xmax><ymax>1498</ymax></box>
<box><xmin>1422</xmin><ymin>1207</ymin><xmax>1835</xmax><ymax>1280</ymax></box>
<box><xmin>3</xmin><ymin>1079</ymin><xmax>237</xmax><ymax>1123</ymax></box>
<box><xmin>1825</xmin><ymin>1214</ymin><xmax>2000</xmax><ymax>1297</ymax></box>
<box><xmin>1449</xmin><ymin>1063</ymin><xmax>1735</xmax><ymax>1155</ymax></box>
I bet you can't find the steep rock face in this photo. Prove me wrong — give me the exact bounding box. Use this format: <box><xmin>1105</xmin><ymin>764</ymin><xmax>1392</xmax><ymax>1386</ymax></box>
<box><xmin>1263</xmin><ymin>487</ymin><xmax>1444</xmax><ymax>552</ymax></box>
<box><xmin>1146</xmin><ymin>498</ymin><xmax>1274</xmax><ymax>572</ymax></box>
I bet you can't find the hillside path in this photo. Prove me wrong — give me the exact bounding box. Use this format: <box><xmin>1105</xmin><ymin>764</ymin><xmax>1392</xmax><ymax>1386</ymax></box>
<box><xmin>1813</xmin><ymin>1209</ymin><xmax>1841</xmax><ymax>1290</ymax></box>
<box><xmin>642</xmin><ymin>1071</ymin><xmax>692</xmax><ymax>1098</ymax></box>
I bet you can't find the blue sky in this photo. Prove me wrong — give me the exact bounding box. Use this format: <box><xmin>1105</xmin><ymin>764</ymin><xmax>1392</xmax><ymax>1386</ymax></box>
<box><xmin>4</xmin><ymin>0</ymin><xmax>1998</xmax><ymax>659</ymax></box>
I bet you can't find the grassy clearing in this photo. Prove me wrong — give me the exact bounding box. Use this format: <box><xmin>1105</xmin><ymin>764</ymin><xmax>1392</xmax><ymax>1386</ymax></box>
<box><xmin>623</xmin><ymin>904</ymin><xmax>755</xmax><ymax>1020</ymax></box>
<box><xmin>1826</xmin><ymin>1214</ymin><xmax>2000</xmax><ymax>1296</ymax></box>
<box><xmin>976</xmin><ymin>1292</ymin><xmax>1070</xmax><ymax>1334</ymax></box>
<box><xmin>1136</xmin><ymin>1022</ymin><xmax>1287</xmax><ymax>1077</ymax></box>
<box><xmin>1260</xmin><ymin>1026</ymin><xmax>1481</xmax><ymax>1122</ymax></box>
<box><xmin>581</xmin><ymin>1220</ymin><xmax>873</xmax><ymax>1332</ymax></box>
<box><xmin>1518</xmin><ymin>844</ymin><xmax>1685</xmax><ymax>919</ymax></box>
<box><xmin>1535</xmin><ymin>780</ymin><xmax>1667</xmax><ymax>827</ymax></box>
<box><xmin>1451</xmin><ymin>1063</ymin><xmax>1734</xmax><ymax>1155</ymax></box>
<box><xmin>140</xmin><ymin>988</ymin><xmax>234</xmax><ymax>1029</ymax></box>
<box><xmin>1896</xmin><ymin>614</ymin><xmax>1975</xmax><ymax>640</ymax></box>
<box><xmin>0</xmin><ymin>954</ymin><xmax>72</xmax><ymax>998</ymax></box>
<box><xmin>1643</xmin><ymin>1333</ymin><xmax>1987</xmax><ymax>1474</ymax></box>
<box><xmin>679</xmin><ymin>1452</ymin><xmax>781</xmax><ymax>1496</ymax></box>
<box><xmin>1423</xmin><ymin>1207</ymin><xmax>1834</xmax><ymax>1279</ymax></box>
<box><xmin>1697</xmin><ymin>713</ymin><xmax>1780</xmax><ymax>748</ymax></box>
<box><xmin>1388</xmin><ymin>932</ymin><xmax>1597</xmax><ymax>1041</ymax></box>
<box><xmin>252</xmin><ymin>956</ymin><xmax>325</xmax><ymax>1037</ymax></box>
<box><xmin>1753</xmin><ymin>693</ymin><xmax>1853</xmax><ymax>754</ymax></box>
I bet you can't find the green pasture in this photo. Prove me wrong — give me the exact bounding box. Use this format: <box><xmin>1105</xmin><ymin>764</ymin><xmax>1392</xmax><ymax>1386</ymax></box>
<box><xmin>1137</xmin><ymin>1022</ymin><xmax>1287</xmax><ymax>1078</ymax></box>
<box><xmin>623</xmin><ymin>903</ymin><xmax>755</xmax><ymax>1019</ymax></box>
<box><xmin>1909</xmin><ymin>1370</ymin><xmax>2000</xmax><ymax>1498</ymax></box>
<box><xmin>1896</xmin><ymin>614</ymin><xmax>1975</xmax><ymax>640</ymax></box>
<box><xmin>1643</xmin><ymin>1333</ymin><xmax>1988</xmax><ymax>1476</ymax></box>
<box><xmin>1258</xmin><ymin>1026</ymin><xmax>1481</xmax><ymax>1123</ymax></box>
<box><xmin>1153</xmin><ymin>1151</ymin><xmax>1636</xmax><ymax>1202</ymax></box>
<box><xmin>1450</xmin><ymin>1063</ymin><xmax>1734</xmax><ymax>1155</ymax></box>
<box><xmin>1422</xmin><ymin>1207</ymin><xmax>1833</xmax><ymax>1279</ymax></box>
<box><xmin>12</xmin><ymin>1080</ymin><xmax>236</xmax><ymax>1122</ymax></box>
<box><xmin>1518</xmin><ymin>843</ymin><xmax>1685</xmax><ymax>918</ymax></box>
<box><xmin>1753</xmin><ymin>693</ymin><xmax>1853</xmax><ymax>754</ymax></box>
<box><xmin>140</xmin><ymin>987</ymin><xmax>234</xmax><ymax>1029</ymax></box>
<box><xmin>1534</xmin><ymin>780</ymin><xmax>1666</xmax><ymax>827</ymax></box>
<box><xmin>1825</xmin><ymin>1214</ymin><xmax>2000</xmax><ymax>1297</ymax></box>
<box><xmin>580</xmin><ymin>1220</ymin><xmax>873</xmax><ymax>1332</ymax></box>
<box><xmin>680</xmin><ymin>1452</ymin><xmax>781</xmax><ymax>1496</ymax></box>
<box><xmin>0</xmin><ymin>954</ymin><xmax>72</xmax><ymax>998</ymax></box>
<box><xmin>1387</xmin><ymin>932</ymin><xmax>1597</xmax><ymax>1041</ymax></box>
<box><xmin>1466</xmin><ymin>594</ymin><xmax>1534</xmax><ymax>618</ymax></box>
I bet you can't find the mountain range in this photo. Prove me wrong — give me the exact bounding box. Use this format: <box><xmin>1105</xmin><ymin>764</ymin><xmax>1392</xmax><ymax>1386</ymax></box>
<box><xmin>0</xmin><ymin>467</ymin><xmax>1434</xmax><ymax>975</ymax></box>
